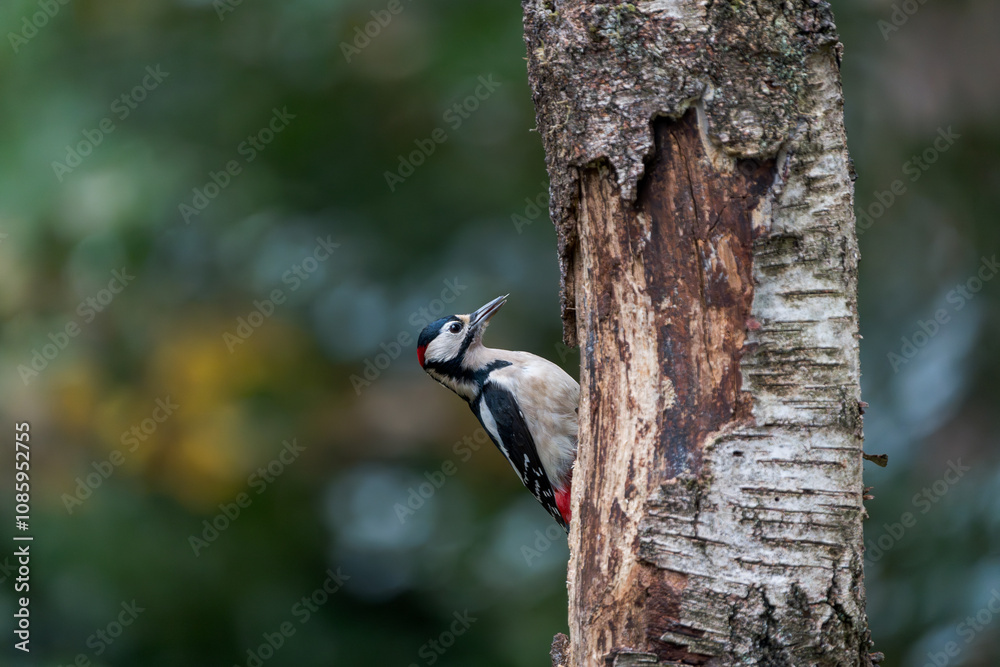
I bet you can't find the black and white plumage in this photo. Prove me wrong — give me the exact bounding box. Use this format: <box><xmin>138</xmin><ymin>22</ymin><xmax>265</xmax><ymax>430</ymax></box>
<box><xmin>417</xmin><ymin>295</ymin><xmax>579</xmax><ymax>531</ymax></box>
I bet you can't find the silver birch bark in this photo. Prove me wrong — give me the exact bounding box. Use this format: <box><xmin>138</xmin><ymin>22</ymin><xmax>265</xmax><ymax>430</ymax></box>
<box><xmin>522</xmin><ymin>1</ymin><xmax>876</xmax><ymax>665</ymax></box>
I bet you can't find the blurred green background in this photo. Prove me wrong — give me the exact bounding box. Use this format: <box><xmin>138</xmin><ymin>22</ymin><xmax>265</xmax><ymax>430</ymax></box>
<box><xmin>0</xmin><ymin>0</ymin><xmax>997</xmax><ymax>665</ymax></box>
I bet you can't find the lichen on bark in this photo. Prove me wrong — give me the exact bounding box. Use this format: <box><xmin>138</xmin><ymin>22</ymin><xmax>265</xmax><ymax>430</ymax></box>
<box><xmin>523</xmin><ymin>0</ymin><xmax>841</xmax><ymax>342</ymax></box>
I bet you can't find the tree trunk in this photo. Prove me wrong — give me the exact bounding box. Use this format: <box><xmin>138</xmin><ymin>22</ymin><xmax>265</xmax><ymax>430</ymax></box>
<box><xmin>522</xmin><ymin>1</ymin><xmax>875</xmax><ymax>665</ymax></box>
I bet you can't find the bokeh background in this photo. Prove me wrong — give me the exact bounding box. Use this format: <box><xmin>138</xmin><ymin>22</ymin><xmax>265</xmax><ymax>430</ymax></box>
<box><xmin>0</xmin><ymin>0</ymin><xmax>997</xmax><ymax>665</ymax></box>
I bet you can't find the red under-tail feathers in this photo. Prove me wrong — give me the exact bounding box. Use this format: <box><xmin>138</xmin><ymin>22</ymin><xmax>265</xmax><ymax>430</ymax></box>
<box><xmin>554</xmin><ymin>473</ymin><xmax>572</xmax><ymax>526</ymax></box>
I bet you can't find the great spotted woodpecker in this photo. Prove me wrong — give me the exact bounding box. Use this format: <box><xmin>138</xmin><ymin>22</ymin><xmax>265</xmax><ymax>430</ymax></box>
<box><xmin>417</xmin><ymin>295</ymin><xmax>578</xmax><ymax>531</ymax></box>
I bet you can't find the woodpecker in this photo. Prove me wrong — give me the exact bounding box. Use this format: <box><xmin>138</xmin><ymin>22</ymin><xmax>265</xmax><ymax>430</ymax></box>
<box><xmin>417</xmin><ymin>295</ymin><xmax>578</xmax><ymax>531</ymax></box>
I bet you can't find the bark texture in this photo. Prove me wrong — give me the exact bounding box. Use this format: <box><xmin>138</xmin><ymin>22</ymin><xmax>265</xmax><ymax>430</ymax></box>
<box><xmin>522</xmin><ymin>1</ymin><xmax>872</xmax><ymax>665</ymax></box>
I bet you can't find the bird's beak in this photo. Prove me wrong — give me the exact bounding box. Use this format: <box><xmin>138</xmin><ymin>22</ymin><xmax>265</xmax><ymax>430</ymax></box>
<box><xmin>468</xmin><ymin>294</ymin><xmax>508</xmax><ymax>329</ymax></box>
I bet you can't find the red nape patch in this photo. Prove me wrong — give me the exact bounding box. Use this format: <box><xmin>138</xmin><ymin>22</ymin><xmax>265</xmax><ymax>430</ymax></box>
<box><xmin>417</xmin><ymin>344</ymin><xmax>427</xmax><ymax>367</ymax></box>
<box><xmin>555</xmin><ymin>486</ymin><xmax>572</xmax><ymax>525</ymax></box>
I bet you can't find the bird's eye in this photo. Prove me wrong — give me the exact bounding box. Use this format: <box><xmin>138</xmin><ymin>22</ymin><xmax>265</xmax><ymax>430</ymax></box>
<box><xmin>449</xmin><ymin>322</ymin><xmax>462</xmax><ymax>334</ymax></box>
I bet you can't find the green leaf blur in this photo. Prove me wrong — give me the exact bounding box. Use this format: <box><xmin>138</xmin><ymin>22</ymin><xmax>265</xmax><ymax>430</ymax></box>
<box><xmin>0</xmin><ymin>0</ymin><xmax>997</xmax><ymax>665</ymax></box>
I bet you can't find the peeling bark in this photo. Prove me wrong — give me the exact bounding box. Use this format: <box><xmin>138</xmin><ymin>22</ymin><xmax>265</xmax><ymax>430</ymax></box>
<box><xmin>522</xmin><ymin>1</ymin><xmax>873</xmax><ymax>665</ymax></box>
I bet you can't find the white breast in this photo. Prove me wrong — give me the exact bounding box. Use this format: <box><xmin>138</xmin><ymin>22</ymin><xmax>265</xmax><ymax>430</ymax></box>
<box><xmin>478</xmin><ymin>349</ymin><xmax>579</xmax><ymax>489</ymax></box>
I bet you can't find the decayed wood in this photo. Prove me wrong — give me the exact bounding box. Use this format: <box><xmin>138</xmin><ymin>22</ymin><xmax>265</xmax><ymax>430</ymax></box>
<box><xmin>551</xmin><ymin>632</ymin><xmax>571</xmax><ymax>667</ymax></box>
<box><xmin>522</xmin><ymin>1</ymin><xmax>873</xmax><ymax>665</ymax></box>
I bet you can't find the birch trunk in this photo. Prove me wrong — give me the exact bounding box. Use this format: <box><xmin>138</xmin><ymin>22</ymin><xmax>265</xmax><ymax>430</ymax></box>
<box><xmin>521</xmin><ymin>1</ymin><xmax>876</xmax><ymax>664</ymax></box>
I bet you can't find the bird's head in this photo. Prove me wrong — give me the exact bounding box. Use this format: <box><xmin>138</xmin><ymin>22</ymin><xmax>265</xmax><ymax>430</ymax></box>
<box><xmin>417</xmin><ymin>294</ymin><xmax>507</xmax><ymax>396</ymax></box>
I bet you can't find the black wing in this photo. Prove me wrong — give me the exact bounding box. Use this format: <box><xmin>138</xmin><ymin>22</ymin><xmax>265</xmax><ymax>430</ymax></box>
<box><xmin>472</xmin><ymin>381</ymin><xmax>566</xmax><ymax>529</ymax></box>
